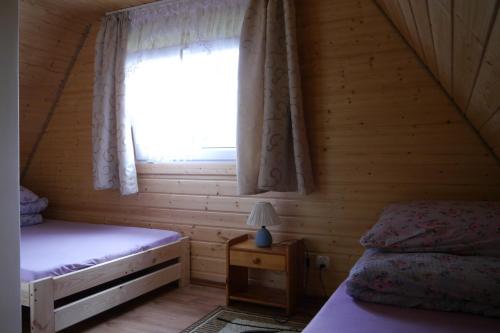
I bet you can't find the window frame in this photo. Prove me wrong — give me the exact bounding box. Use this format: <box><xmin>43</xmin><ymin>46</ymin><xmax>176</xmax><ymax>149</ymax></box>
<box><xmin>136</xmin><ymin>161</ymin><xmax>236</xmax><ymax>177</ymax></box>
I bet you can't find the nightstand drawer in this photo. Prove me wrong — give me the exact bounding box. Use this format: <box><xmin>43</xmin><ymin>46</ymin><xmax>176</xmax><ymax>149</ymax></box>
<box><xmin>230</xmin><ymin>250</ymin><xmax>286</xmax><ymax>271</ymax></box>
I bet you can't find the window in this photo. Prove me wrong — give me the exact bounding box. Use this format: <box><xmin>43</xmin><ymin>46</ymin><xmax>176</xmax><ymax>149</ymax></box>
<box><xmin>125</xmin><ymin>43</ymin><xmax>239</xmax><ymax>163</ymax></box>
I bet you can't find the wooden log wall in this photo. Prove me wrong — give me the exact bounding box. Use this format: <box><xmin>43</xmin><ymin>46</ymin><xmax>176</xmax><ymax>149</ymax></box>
<box><xmin>23</xmin><ymin>0</ymin><xmax>500</xmax><ymax>296</ymax></box>
<box><xmin>377</xmin><ymin>0</ymin><xmax>500</xmax><ymax>159</ymax></box>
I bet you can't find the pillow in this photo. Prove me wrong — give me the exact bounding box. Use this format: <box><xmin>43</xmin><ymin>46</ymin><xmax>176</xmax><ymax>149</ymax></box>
<box><xmin>20</xmin><ymin>186</ymin><xmax>38</xmax><ymax>204</ymax></box>
<box><xmin>346</xmin><ymin>249</ymin><xmax>500</xmax><ymax>317</ymax></box>
<box><xmin>360</xmin><ymin>201</ymin><xmax>500</xmax><ymax>256</ymax></box>
<box><xmin>20</xmin><ymin>214</ymin><xmax>43</xmax><ymax>227</ymax></box>
<box><xmin>20</xmin><ymin>197</ymin><xmax>48</xmax><ymax>215</ymax></box>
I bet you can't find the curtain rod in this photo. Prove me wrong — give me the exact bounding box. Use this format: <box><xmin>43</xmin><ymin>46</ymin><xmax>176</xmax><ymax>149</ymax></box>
<box><xmin>106</xmin><ymin>0</ymin><xmax>176</xmax><ymax>16</ymax></box>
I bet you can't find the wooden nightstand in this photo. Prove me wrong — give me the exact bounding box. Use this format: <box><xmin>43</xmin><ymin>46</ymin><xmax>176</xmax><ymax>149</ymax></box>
<box><xmin>226</xmin><ymin>234</ymin><xmax>304</xmax><ymax>315</ymax></box>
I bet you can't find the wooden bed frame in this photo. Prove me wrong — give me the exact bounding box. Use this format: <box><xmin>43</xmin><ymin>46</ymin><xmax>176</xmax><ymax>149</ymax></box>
<box><xmin>21</xmin><ymin>236</ymin><xmax>190</xmax><ymax>333</ymax></box>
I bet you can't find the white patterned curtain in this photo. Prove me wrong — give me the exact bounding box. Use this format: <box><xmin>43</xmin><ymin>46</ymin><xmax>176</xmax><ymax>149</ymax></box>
<box><xmin>93</xmin><ymin>0</ymin><xmax>248</xmax><ymax>194</ymax></box>
<box><xmin>237</xmin><ymin>0</ymin><xmax>314</xmax><ymax>195</ymax></box>
<box><xmin>93</xmin><ymin>12</ymin><xmax>138</xmax><ymax>195</ymax></box>
<box><xmin>126</xmin><ymin>0</ymin><xmax>248</xmax><ymax>163</ymax></box>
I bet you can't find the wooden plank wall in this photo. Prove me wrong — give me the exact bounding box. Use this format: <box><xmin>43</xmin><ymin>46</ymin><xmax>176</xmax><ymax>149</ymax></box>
<box><xmin>20</xmin><ymin>0</ymin><xmax>89</xmax><ymax>172</ymax></box>
<box><xmin>19</xmin><ymin>0</ymin><xmax>154</xmax><ymax>173</ymax></box>
<box><xmin>377</xmin><ymin>0</ymin><xmax>500</xmax><ymax>158</ymax></box>
<box><xmin>23</xmin><ymin>0</ymin><xmax>500</xmax><ymax>296</ymax></box>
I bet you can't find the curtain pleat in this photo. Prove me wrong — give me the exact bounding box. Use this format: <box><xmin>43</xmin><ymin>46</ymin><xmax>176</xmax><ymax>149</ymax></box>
<box><xmin>92</xmin><ymin>13</ymin><xmax>138</xmax><ymax>195</ymax></box>
<box><xmin>237</xmin><ymin>0</ymin><xmax>314</xmax><ymax>195</ymax></box>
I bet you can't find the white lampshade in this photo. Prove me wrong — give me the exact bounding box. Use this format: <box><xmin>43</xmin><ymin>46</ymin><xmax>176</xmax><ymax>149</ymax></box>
<box><xmin>246</xmin><ymin>202</ymin><xmax>281</xmax><ymax>227</ymax></box>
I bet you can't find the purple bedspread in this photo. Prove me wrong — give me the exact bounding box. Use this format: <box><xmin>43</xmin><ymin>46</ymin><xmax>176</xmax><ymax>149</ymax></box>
<box><xmin>303</xmin><ymin>282</ymin><xmax>500</xmax><ymax>333</ymax></box>
<box><xmin>20</xmin><ymin>219</ymin><xmax>181</xmax><ymax>282</ymax></box>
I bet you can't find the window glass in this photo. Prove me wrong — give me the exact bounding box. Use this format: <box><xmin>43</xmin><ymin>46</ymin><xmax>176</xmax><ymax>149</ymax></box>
<box><xmin>125</xmin><ymin>43</ymin><xmax>238</xmax><ymax>162</ymax></box>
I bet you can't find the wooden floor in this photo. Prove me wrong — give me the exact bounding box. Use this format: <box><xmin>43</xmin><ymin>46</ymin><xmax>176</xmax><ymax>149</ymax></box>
<box><xmin>23</xmin><ymin>283</ymin><xmax>321</xmax><ymax>333</ymax></box>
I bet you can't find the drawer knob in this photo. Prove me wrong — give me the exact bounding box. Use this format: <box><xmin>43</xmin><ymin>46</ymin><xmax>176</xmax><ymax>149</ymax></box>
<box><xmin>252</xmin><ymin>257</ymin><xmax>261</xmax><ymax>265</ymax></box>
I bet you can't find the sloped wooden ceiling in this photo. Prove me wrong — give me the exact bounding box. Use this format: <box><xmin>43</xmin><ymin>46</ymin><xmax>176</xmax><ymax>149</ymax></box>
<box><xmin>19</xmin><ymin>0</ymin><xmax>155</xmax><ymax>174</ymax></box>
<box><xmin>377</xmin><ymin>0</ymin><xmax>500</xmax><ymax>159</ymax></box>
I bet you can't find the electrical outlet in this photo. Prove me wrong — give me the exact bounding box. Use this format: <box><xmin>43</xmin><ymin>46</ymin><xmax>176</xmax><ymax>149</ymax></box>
<box><xmin>315</xmin><ymin>255</ymin><xmax>330</xmax><ymax>269</ymax></box>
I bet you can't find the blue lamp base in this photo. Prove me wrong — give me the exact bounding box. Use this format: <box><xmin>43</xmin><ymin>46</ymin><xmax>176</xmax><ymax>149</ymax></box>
<box><xmin>255</xmin><ymin>226</ymin><xmax>273</xmax><ymax>248</ymax></box>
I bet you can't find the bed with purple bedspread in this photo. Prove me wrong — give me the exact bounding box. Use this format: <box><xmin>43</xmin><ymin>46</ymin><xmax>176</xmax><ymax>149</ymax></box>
<box><xmin>303</xmin><ymin>282</ymin><xmax>500</xmax><ymax>333</ymax></box>
<box><xmin>20</xmin><ymin>219</ymin><xmax>181</xmax><ymax>282</ymax></box>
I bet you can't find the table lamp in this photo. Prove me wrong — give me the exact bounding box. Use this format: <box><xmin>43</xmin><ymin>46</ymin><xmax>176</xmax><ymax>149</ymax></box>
<box><xmin>246</xmin><ymin>202</ymin><xmax>281</xmax><ymax>248</ymax></box>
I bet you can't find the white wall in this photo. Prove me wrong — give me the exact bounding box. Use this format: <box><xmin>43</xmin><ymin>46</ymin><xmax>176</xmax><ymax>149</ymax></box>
<box><xmin>0</xmin><ymin>0</ymin><xmax>21</xmax><ymax>332</ymax></box>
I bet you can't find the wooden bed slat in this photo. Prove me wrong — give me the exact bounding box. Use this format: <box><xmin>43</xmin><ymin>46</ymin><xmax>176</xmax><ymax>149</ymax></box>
<box><xmin>52</xmin><ymin>238</ymin><xmax>185</xmax><ymax>300</ymax></box>
<box><xmin>54</xmin><ymin>263</ymin><xmax>181</xmax><ymax>331</ymax></box>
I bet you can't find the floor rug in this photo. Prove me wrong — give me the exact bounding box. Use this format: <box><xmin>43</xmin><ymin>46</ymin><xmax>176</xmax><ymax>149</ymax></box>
<box><xmin>181</xmin><ymin>306</ymin><xmax>307</xmax><ymax>333</ymax></box>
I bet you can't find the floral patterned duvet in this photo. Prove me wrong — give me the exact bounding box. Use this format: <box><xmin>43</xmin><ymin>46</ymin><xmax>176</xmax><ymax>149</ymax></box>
<box><xmin>346</xmin><ymin>249</ymin><xmax>500</xmax><ymax>317</ymax></box>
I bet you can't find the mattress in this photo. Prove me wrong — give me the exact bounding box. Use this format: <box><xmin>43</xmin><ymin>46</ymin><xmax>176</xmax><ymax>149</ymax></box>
<box><xmin>303</xmin><ymin>281</ymin><xmax>500</xmax><ymax>333</ymax></box>
<box><xmin>20</xmin><ymin>219</ymin><xmax>181</xmax><ymax>282</ymax></box>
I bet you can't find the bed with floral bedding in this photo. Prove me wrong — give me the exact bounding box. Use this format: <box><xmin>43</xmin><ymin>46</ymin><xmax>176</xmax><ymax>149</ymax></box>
<box><xmin>303</xmin><ymin>200</ymin><xmax>500</xmax><ymax>333</ymax></box>
<box><xmin>351</xmin><ymin>201</ymin><xmax>500</xmax><ymax>317</ymax></box>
